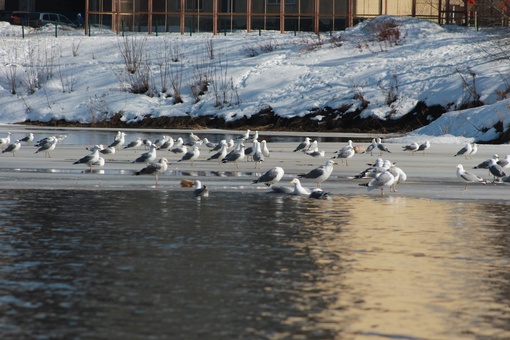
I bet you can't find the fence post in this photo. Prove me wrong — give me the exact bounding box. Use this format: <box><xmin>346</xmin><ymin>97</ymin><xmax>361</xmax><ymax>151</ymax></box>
<box><xmin>55</xmin><ymin>22</ymin><xmax>58</xmax><ymax>38</ymax></box>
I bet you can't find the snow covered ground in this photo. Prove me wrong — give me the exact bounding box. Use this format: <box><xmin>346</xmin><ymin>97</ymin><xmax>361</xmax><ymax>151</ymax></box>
<box><xmin>1</xmin><ymin>16</ymin><xmax>510</xmax><ymax>144</ymax></box>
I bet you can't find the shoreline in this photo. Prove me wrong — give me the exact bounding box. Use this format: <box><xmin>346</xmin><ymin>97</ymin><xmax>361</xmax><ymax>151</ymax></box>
<box><xmin>0</xmin><ymin>126</ymin><xmax>508</xmax><ymax>201</ymax></box>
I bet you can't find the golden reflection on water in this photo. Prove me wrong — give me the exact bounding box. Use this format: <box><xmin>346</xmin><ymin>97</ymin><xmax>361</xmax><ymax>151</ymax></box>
<box><xmin>296</xmin><ymin>196</ymin><xmax>510</xmax><ymax>340</ymax></box>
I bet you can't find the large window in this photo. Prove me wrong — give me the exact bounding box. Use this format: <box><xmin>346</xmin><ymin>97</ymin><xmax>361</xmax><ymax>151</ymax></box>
<box><xmin>177</xmin><ymin>0</ymin><xmax>204</xmax><ymax>11</ymax></box>
<box><xmin>267</xmin><ymin>0</ymin><xmax>296</xmax><ymax>5</ymax></box>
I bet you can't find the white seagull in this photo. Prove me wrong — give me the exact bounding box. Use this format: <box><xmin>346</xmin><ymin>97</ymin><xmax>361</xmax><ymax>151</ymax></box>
<box><xmin>252</xmin><ymin>167</ymin><xmax>285</xmax><ymax>186</ymax></box>
<box><xmin>193</xmin><ymin>180</ymin><xmax>209</xmax><ymax>197</ymax></box>
<box><xmin>456</xmin><ymin>164</ymin><xmax>486</xmax><ymax>190</ymax></box>
<box><xmin>454</xmin><ymin>143</ymin><xmax>473</xmax><ymax>159</ymax></box>
<box><xmin>135</xmin><ymin>158</ymin><xmax>170</xmax><ymax>187</ymax></box>
<box><xmin>294</xmin><ymin>137</ymin><xmax>311</xmax><ymax>152</ymax></box>
<box><xmin>178</xmin><ymin>145</ymin><xmax>200</xmax><ymax>166</ymax></box>
<box><xmin>132</xmin><ymin>144</ymin><xmax>157</xmax><ymax>164</ymax></box>
<box><xmin>417</xmin><ymin>140</ymin><xmax>431</xmax><ymax>155</ymax></box>
<box><xmin>298</xmin><ymin>159</ymin><xmax>337</xmax><ymax>188</ymax></box>
<box><xmin>2</xmin><ymin>140</ymin><xmax>21</xmax><ymax>156</ymax></box>
<box><xmin>289</xmin><ymin>178</ymin><xmax>311</xmax><ymax>195</ymax></box>
<box><xmin>360</xmin><ymin>170</ymin><xmax>395</xmax><ymax>196</ymax></box>
<box><xmin>73</xmin><ymin>149</ymin><xmax>101</xmax><ymax>172</ymax></box>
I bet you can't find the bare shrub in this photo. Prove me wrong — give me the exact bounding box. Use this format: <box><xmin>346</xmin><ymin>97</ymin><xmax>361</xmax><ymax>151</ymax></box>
<box><xmin>206</xmin><ymin>39</ymin><xmax>214</xmax><ymax>60</ymax></box>
<box><xmin>363</xmin><ymin>18</ymin><xmax>401</xmax><ymax>51</ymax></box>
<box><xmin>4</xmin><ymin>63</ymin><xmax>19</xmax><ymax>95</ymax></box>
<box><xmin>300</xmin><ymin>34</ymin><xmax>324</xmax><ymax>52</ymax></box>
<box><xmin>72</xmin><ymin>40</ymin><xmax>81</xmax><ymax>57</ymax></box>
<box><xmin>378</xmin><ymin>74</ymin><xmax>399</xmax><ymax>106</ymax></box>
<box><xmin>456</xmin><ymin>67</ymin><xmax>482</xmax><ymax>108</ymax></box>
<box><xmin>243</xmin><ymin>45</ymin><xmax>259</xmax><ymax>57</ymax></box>
<box><xmin>117</xmin><ymin>36</ymin><xmax>147</xmax><ymax>74</ymax></box>
<box><xmin>259</xmin><ymin>40</ymin><xmax>278</xmax><ymax>53</ymax></box>
<box><xmin>349</xmin><ymin>77</ymin><xmax>370</xmax><ymax>109</ymax></box>
<box><xmin>210</xmin><ymin>57</ymin><xmax>240</xmax><ymax>108</ymax></box>
<box><xmin>169</xmin><ymin>62</ymin><xmax>184</xmax><ymax>104</ymax></box>
<box><xmin>57</xmin><ymin>63</ymin><xmax>77</xmax><ymax>93</ymax></box>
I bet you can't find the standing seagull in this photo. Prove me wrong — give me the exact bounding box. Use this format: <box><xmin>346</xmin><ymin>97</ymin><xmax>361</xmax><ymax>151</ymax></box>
<box><xmin>222</xmin><ymin>144</ymin><xmax>245</xmax><ymax>168</ymax></box>
<box><xmin>35</xmin><ymin>137</ymin><xmax>58</xmax><ymax>158</ymax></box>
<box><xmin>109</xmin><ymin>132</ymin><xmax>126</xmax><ymax>149</ymax></box>
<box><xmin>132</xmin><ymin>144</ymin><xmax>157</xmax><ymax>164</ymax></box>
<box><xmin>488</xmin><ymin>158</ymin><xmax>506</xmax><ymax>183</ymax></box>
<box><xmin>260</xmin><ymin>140</ymin><xmax>270</xmax><ymax>158</ymax></box>
<box><xmin>402</xmin><ymin>142</ymin><xmax>419</xmax><ymax>155</ymax></box>
<box><xmin>298</xmin><ymin>159</ymin><xmax>338</xmax><ymax>188</ymax></box>
<box><xmin>20</xmin><ymin>133</ymin><xmax>34</xmax><ymax>145</ymax></box>
<box><xmin>360</xmin><ymin>170</ymin><xmax>395</xmax><ymax>196</ymax></box>
<box><xmin>73</xmin><ymin>149</ymin><xmax>100</xmax><ymax>172</ymax></box>
<box><xmin>124</xmin><ymin>137</ymin><xmax>143</xmax><ymax>152</ymax></box>
<box><xmin>454</xmin><ymin>143</ymin><xmax>473</xmax><ymax>159</ymax></box>
<box><xmin>294</xmin><ymin>137</ymin><xmax>311</xmax><ymax>152</ymax></box>
<box><xmin>135</xmin><ymin>158</ymin><xmax>170</xmax><ymax>188</ymax></box>
<box><xmin>376</xmin><ymin>138</ymin><xmax>391</xmax><ymax>156</ymax></box>
<box><xmin>2</xmin><ymin>140</ymin><xmax>21</xmax><ymax>156</ymax></box>
<box><xmin>192</xmin><ymin>180</ymin><xmax>209</xmax><ymax>197</ymax></box>
<box><xmin>252</xmin><ymin>167</ymin><xmax>285</xmax><ymax>186</ymax></box>
<box><xmin>333</xmin><ymin>140</ymin><xmax>355</xmax><ymax>166</ymax></box>
<box><xmin>365</xmin><ymin>138</ymin><xmax>377</xmax><ymax>156</ymax></box>
<box><xmin>417</xmin><ymin>140</ymin><xmax>430</xmax><ymax>155</ymax></box>
<box><xmin>178</xmin><ymin>145</ymin><xmax>200</xmax><ymax>166</ymax></box>
<box><xmin>456</xmin><ymin>164</ymin><xmax>486</xmax><ymax>190</ymax></box>
<box><xmin>252</xmin><ymin>140</ymin><xmax>264</xmax><ymax>169</ymax></box>
<box><xmin>0</xmin><ymin>132</ymin><xmax>11</xmax><ymax>150</ymax></box>
<box><xmin>207</xmin><ymin>140</ymin><xmax>228</xmax><ymax>164</ymax></box>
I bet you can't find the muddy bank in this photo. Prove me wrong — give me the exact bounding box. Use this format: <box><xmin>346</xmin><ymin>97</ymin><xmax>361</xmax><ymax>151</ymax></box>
<box><xmin>19</xmin><ymin>101</ymin><xmax>447</xmax><ymax>135</ymax></box>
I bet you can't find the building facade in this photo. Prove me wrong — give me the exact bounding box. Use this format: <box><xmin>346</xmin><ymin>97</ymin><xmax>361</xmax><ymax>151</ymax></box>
<box><xmin>84</xmin><ymin>0</ymin><xmax>507</xmax><ymax>35</ymax></box>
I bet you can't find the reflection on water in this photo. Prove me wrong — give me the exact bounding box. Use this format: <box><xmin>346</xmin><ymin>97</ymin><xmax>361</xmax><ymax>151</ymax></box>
<box><xmin>0</xmin><ymin>190</ymin><xmax>509</xmax><ymax>339</ymax></box>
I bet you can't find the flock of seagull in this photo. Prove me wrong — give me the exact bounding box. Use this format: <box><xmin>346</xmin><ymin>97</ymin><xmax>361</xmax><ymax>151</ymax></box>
<box><xmin>0</xmin><ymin>129</ymin><xmax>508</xmax><ymax>197</ymax></box>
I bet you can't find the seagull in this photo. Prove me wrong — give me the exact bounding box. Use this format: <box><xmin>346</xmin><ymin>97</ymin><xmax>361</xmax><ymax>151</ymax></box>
<box><xmin>100</xmin><ymin>146</ymin><xmax>116</xmax><ymax>155</ymax></box>
<box><xmin>365</xmin><ymin>138</ymin><xmax>377</xmax><ymax>156</ymax></box>
<box><xmin>417</xmin><ymin>140</ymin><xmax>431</xmax><ymax>155</ymax></box>
<box><xmin>289</xmin><ymin>178</ymin><xmax>311</xmax><ymax>195</ymax></box>
<box><xmin>252</xmin><ymin>140</ymin><xmax>264</xmax><ymax>169</ymax></box>
<box><xmin>306</xmin><ymin>149</ymin><xmax>325</xmax><ymax>158</ymax></box>
<box><xmin>387</xmin><ymin>166</ymin><xmax>407</xmax><ymax>192</ymax></box>
<box><xmin>237</xmin><ymin>129</ymin><xmax>250</xmax><ymax>140</ymax></box>
<box><xmin>454</xmin><ymin>143</ymin><xmax>473</xmax><ymax>159</ymax></box>
<box><xmin>252</xmin><ymin>167</ymin><xmax>285</xmax><ymax>186</ymax></box>
<box><xmin>2</xmin><ymin>140</ymin><xmax>21</xmax><ymax>156</ymax></box>
<box><xmin>222</xmin><ymin>144</ymin><xmax>245</xmax><ymax>168</ymax></box>
<box><xmin>0</xmin><ymin>132</ymin><xmax>11</xmax><ymax>150</ymax></box>
<box><xmin>210</xmin><ymin>139</ymin><xmax>226</xmax><ymax>152</ymax></box>
<box><xmin>473</xmin><ymin>154</ymin><xmax>499</xmax><ymax>170</ymax></box>
<box><xmin>193</xmin><ymin>180</ymin><xmax>209</xmax><ymax>197</ymax></box>
<box><xmin>249</xmin><ymin>131</ymin><xmax>259</xmax><ymax>143</ymax></box>
<box><xmin>170</xmin><ymin>144</ymin><xmax>187</xmax><ymax>155</ymax></box>
<box><xmin>132</xmin><ymin>144</ymin><xmax>157</xmax><ymax>164</ymax></box>
<box><xmin>188</xmin><ymin>132</ymin><xmax>201</xmax><ymax>144</ymax></box>
<box><xmin>260</xmin><ymin>140</ymin><xmax>270</xmax><ymax>158</ymax></box>
<box><xmin>293</xmin><ymin>137</ymin><xmax>311</xmax><ymax>152</ymax></box>
<box><xmin>20</xmin><ymin>133</ymin><xmax>34</xmax><ymax>145</ymax></box>
<box><xmin>124</xmin><ymin>137</ymin><xmax>143</xmax><ymax>152</ymax></box>
<box><xmin>456</xmin><ymin>164</ymin><xmax>486</xmax><ymax>190</ymax></box>
<box><xmin>135</xmin><ymin>158</ymin><xmax>170</xmax><ymax>187</ymax></box>
<box><xmin>73</xmin><ymin>149</ymin><xmax>100</xmax><ymax>172</ymax></box>
<box><xmin>359</xmin><ymin>170</ymin><xmax>395</xmax><ymax>196</ymax></box>
<box><xmin>202</xmin><ymin>138</ymin><xmax>216</xmax><ymax>149</ymax></box>
<box><xmin>402</xmin><ymin>142</ymin><xmax>419</xmax><ymax>155</ymax></box>
<box><xmin>298</xmin><ymin>159</ymin><xmax>337</xmax><ymax>188</ymax></box>
<box><xmin>333</xmin><ymin>140</ymin><xmax>355</xmax><ymax>166</ymax></box>
<box><xmin>309</xmin><ymin>188</ymin><xmax>331</xmax><ymax>200</ymax></box>
<box><xmin>469</xmin><ymin>143</ymin><xmax>478</xmax><ymax>158</ymax></box>
<box><xmin>497</xmin><ymin>155</ymin><xmax>510</xmax><ymax>170</ymax></box>
<box><xmin>376</xmin><ymin>138</ymin><xmax>391</xmax><ymax>156</ymax></box>
<box><xmin>158</xmin><ymin>137</ymin><xmax>175</xmax><ymax>151</ymax></box>
<box><xmin>109</xmin><ymin>132</ymin><xmax>126</xmax><ymax>149</ymax></box>
<box><xmin>153</xmin><ymin>136</ymin><xmax>170</xmax><ymax>148</ymax></box>
<box><xmin>244</xmin><ymin>140</ymin><xmax>258</xmax><ymax>162</ymax></box>
<box><xmin>178</xmin><ymin>145</ymin><xmax>200</xmax><ymax>166</ymax></box>
<box><xmin>488</xmin><ymin>158</ymin><xmax>506</xmax><ymax>182</ymax></box>
<box><xmin>207</xmin><ymin>141</ymin><xmax>228</xmax><ymax>164</ymax></box>
<box><xmin>35</xmin><ymin>137</ymin><xmax>58</xmax><ymax>158</ymax></box>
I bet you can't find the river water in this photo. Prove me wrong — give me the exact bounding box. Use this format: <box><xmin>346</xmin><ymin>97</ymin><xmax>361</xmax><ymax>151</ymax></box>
<box><xmin>1</xmin><ymin>189</ymin><xmax>509</xmax><ymax>339</ymax></box>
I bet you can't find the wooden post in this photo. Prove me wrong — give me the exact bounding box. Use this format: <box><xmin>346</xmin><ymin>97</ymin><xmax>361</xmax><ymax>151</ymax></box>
<box><xmin>148</xmin><ymin>0</ymin><xmax>152</xmax><ymax>34</ymax></box>
<box><xmin>314</xmin><ymin>0</ymin><xmax>319</xmax><ymax>34</ymax></box>
<box><xmin>280</xmin><ymin>0</ymin><xmax>284</xmax><ymax>33</ymax></box>
<box><xmin>247</xmin><ymin>0</ymin><xmax>252</xmax><ymax>33</ymax></box>
<box><xmin>85</xmin><ymin>0</ymin><xmax>89</xmax><ymax>35</ymax></box>
<box><xmin>180</xmin><ymin>0</ymin><xmax>185</xmax><ymax>35</ymax></box>
<box><xmin>213</xmin><ymin>0</ymin><xmax>218</xmax><ymax>35</ymax></box>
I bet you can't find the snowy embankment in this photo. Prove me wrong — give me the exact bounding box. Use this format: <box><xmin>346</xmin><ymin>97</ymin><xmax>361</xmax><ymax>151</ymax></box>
<box><xmin>0</xmin><ymin>16</ymin><xmax>510</xmax><ymax>143</ymax></box>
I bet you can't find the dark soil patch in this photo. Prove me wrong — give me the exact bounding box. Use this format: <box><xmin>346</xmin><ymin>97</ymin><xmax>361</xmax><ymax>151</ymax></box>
<box><xmin>19</xmin><ymin>101</ymin><xmax>448</xmax><ymax>135</ymax></box>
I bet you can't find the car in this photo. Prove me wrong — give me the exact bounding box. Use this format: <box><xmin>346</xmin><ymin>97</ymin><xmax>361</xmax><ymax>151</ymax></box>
<box><xmin>9</xmin><ymin>11</ymin><xmax>38</xmax><ymax>26</ymax></box>
<box><xmin>32</xmin><ymin>12</ymin><xmax>77</xmax><ymax>28</ymax></box>
<box><xmin>0</xmin><ymin>10</ymin><xmax>13</xmax><ymax>22</ymax></box>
